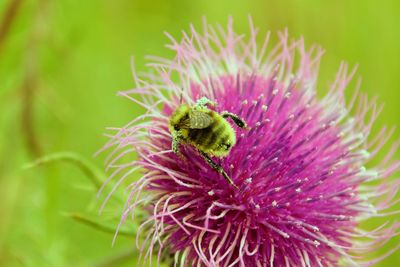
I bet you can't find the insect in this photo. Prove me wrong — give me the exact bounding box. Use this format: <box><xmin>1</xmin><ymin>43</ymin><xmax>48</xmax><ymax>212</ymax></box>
<box><xmin>169</xmin><ymin>96</ymin><xmax>247</xmax><ymax>189</ymax></box>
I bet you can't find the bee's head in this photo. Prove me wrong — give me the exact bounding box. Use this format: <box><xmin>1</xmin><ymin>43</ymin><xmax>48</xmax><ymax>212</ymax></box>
<box><xmin>169</xmin><ymin>104</ymin><xmax>190</xmax><ymax>132</ymax></box>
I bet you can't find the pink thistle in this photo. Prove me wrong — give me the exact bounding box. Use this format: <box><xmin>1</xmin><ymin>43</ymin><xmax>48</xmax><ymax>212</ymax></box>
<box><xmin>100</xmin><ymin>18</ymin><xmax>400</xmax><ymax>266</ymax></box>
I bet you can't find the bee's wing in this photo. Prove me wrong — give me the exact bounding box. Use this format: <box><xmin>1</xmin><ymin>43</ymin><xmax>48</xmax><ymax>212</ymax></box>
<box><xmin>189</xmin><ymin>110</ymin><xmax>213</xmax><ymax>129</ymax></box>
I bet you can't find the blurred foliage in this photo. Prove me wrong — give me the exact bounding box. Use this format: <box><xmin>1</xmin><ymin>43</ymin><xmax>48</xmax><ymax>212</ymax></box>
<box><xmin>0</xmin><ymin>0</ymin><xmax>399</xmax><ymax>266</ymax></box>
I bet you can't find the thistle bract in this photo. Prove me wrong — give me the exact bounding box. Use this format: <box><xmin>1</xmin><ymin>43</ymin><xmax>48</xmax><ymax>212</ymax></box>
<box><xmin>101</xmin><ymin>18</ymin><xmax>400</xmax><ymax>266</ymax></box>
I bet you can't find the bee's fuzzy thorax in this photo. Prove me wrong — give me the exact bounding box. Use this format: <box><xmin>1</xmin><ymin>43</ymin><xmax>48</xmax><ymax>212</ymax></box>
<box><xmin>101</xmin><ymin>18</ymin><xmax>400</xmax><ymax>267</ymax></box>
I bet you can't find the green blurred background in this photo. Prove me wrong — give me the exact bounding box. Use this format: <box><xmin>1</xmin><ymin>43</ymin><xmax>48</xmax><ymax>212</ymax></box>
<box><xmin>0</xmin><ymin>0</ymin><xmax>399</xmax><ymax>266</ymax></box>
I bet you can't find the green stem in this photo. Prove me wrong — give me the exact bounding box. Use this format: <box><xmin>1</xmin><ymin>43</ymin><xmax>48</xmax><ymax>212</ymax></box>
<box><xmin>66</xmin><ymin>212</ymin><xmax>136</xmax><ymax>237</ymax></box>
<box><xmin>23</xmin><ymin>152</ymin><xmax>105</xmax><ymax>190</ymax></box>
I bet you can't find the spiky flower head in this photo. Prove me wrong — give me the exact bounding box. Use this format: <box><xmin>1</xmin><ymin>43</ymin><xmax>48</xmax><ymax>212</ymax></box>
<box><xmin>101</xmin><ymin>18</ymin><xmax>400</xmax><ymax>266</ymax></box>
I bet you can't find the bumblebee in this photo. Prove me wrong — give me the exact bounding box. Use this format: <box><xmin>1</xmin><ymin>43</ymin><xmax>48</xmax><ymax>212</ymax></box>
<box><xmin>169</xmin><ymin>97</ymin><xmax>247</xmax><ymax>189</ymax></box>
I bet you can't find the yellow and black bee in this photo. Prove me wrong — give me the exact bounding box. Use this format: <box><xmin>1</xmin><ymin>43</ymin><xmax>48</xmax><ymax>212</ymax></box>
<box><xmin>169</xmin><ymin>97</ymin><xmax>247</xmax><ymax>189</ymax></box>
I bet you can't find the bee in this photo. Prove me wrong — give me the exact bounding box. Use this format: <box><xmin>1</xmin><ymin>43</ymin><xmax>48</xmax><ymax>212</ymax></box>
<box><xmin>169</xmin><ymin>96</ymin><xmax>247</xmax><ymax>189</ymax></box>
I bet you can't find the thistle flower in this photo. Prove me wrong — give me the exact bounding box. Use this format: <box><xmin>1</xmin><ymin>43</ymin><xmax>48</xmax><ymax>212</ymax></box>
<box><xmin>101</xmin><ymin>18</ymin><xmax>400</xmax><ymax>266</ymax></box>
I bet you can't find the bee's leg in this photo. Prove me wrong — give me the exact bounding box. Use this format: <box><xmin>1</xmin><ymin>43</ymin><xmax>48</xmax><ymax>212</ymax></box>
<box><xmin>195</xmin><ymin>97</ymin><xmax>215</xmax><ymax>109</ymax></box>
<box><xmin>172</xmin><ymin>132</ymin><xmax>184</xmax><ymax>159</ymax></box>
<box><xmin>198</xmin><ymin>150</ymin><xmax>239</xmax><ymax>190</ymax></box>
<box><xmin>221</xmin><ymin>112</ymin><xmax>247</xmax><ymax>129</ymax></box>
<box><xmin>172</xmin><ymin>136</ymin><xmax>180</xmax><ymax>154</ymax></box>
